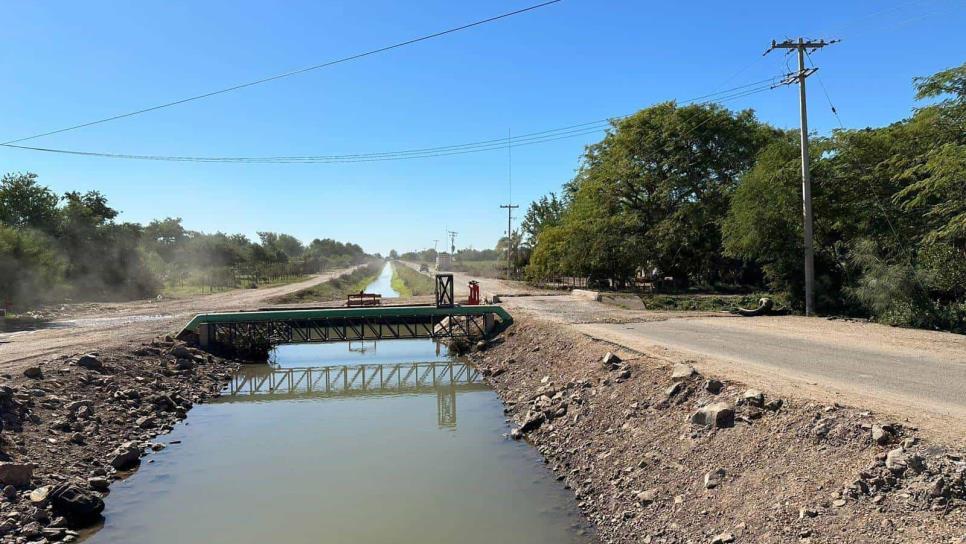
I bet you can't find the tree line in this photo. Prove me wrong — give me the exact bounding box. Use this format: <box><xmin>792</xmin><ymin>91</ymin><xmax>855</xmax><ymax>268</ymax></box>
<box><xmin>521</xmin><ymin>63</ymin><xmax>965</xmax><ymax>332</ymax></box>
<box><xmin>0</xmin><ymin>176</ymin><xmax>370</xmax><ymax>308</ymax></box>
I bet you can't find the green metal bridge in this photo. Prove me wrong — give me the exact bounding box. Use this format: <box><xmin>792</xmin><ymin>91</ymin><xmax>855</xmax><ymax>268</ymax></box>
<box><xmin>177</xmin><ymin>303</ymin><xmax>513</xmax><ymax>355</ymax></box>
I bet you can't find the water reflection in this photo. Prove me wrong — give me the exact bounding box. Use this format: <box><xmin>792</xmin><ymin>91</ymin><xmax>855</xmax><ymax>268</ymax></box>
<box><xmin>84</xmin><ymin>339</ymin><xmax>594</xmax><ymax>544</ymax></box>
<box><xmin>216</xmin><ymin>361</ymin><xmax>485</xmax><ymax>429</ymax></box>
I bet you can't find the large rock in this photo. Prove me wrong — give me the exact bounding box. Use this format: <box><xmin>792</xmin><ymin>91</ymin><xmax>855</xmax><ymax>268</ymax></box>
<box><xmin>741</xmin><ymin>389</ymin><xmax>765</xmax><ymax>407</ymax></box>
<box><xmin>690</xmin><ymin>403</ymin><xmax>735</xmax><ymax>429</ymax></box>
<box><xmin>704</xmin><ymin>379</ymin><xmax>724</xmax><ymax>394</ymax></box>
<box><xmin>519</xmin><ymin>411</ymin><xmax>546</xmax><ymax>433</ymax></box>
<box><xmin>66</xmin><ymin>400</ymin><xmax>94</xmax><ymax>415</ymax></box>
<box><xmin>636</xmin><ymin>488</ymin><xmax>658</xmax><ymax>505</ymax></box>
<box><xmin>23</xmin><ymin>367</ymin><xmax>43</xmax><ymax>379</ymax></box>
<box><xmin>671</xmin><ymin>363</ymin><xmax>697</xmax><ymax>381</ymax></box>
<box><xmin>49</xmin><ymin>483</ymin><xmax>104</xmax><ymax>522</ymax></box>
<box><xmin>884</xmin><ymin>447</ymin><xmax>921</xmax><ymax>474</ymax></box>
<box><xmin>109</xmin><ymin>441</ymin><xmax>142</xmax><ymax>470</ymax></box>
<box><xmin>601</xmin><ymin>352</ymin><xmax>622</xmax><ymax>370</ymax></box>
<box><xmin>872</xmin><ymin>424</ymin><xmax>895</xmax><ymax>446</ymax></box>
<box><xmin>168</xmin><ymin>345</ymin><xmax>194</xmax><ymax>359</ymax></box>
<box><xmin>75</xmin><ymin>354</ymin><xmax>103</xmax><ymax>371</ymax></box>
<box><xmin>704</xmin><ymin>468</ymin><xmax>726</xmax><ymax>489</ymax></box>
<box><xmin>29</xmin><ymin>485</ymin><xmax>52</xmax><ymax>505</ymax></box>
<box><xmin>0</xmin><ymin>463</ymin><xmax>34</xmax><ymax>486</ymax></box>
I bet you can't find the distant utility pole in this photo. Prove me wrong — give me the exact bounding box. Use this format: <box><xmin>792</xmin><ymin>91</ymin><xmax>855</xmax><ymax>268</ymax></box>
<box><xmin>447</xmin><ymin>231</ymin><xmax>458</xmax><ymax>255</ymax></box>
<box><xmin>765</xmin><ymin>37</ymin><xmax>838</xmax><ymax>317</ymax></box>
<box><xmin>500</xmin><ymin>203</ymin><xmax>519</xmax><ymax>280</ymax></box>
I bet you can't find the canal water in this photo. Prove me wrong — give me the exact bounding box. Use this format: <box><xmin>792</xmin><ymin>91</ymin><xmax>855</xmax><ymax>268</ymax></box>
<box><xmin>85</xmin><ymin>342</ymin><xmax>593</xmax><ymax>543</ymax></box>
<box><xmin>365</xmin><ymin>261</ymin><xmax>400</xmax><ymax>298</ymax></box>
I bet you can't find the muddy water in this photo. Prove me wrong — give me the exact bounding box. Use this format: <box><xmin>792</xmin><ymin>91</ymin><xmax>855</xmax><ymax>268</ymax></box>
<box><xmin>85</xmin><ymin>340</ymin><xmax>593</xmax><ymax>544</ymax></box>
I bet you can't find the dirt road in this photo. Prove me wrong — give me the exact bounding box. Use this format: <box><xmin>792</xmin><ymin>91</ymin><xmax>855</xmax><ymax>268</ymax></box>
<box><xmin>0</xmin><ymin>268</ymin><xmax>355</xmax><ymax>371</ymax></box>
<box><xmin>432</xmin><ymin>268</ymin><xmax>966</xmax><ymax>442</ymax></box>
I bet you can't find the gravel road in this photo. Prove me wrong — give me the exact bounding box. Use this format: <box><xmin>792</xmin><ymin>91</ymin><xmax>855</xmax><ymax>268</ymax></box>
<box><xmin>0</xmin><ymin>268</ymin><xmax>355</xmax><ymax>371</ymax></box>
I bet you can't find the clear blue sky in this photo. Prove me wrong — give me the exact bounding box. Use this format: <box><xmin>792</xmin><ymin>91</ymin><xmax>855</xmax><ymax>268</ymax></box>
<box><xmin>2</xmin><ymin>0</ymin><xmax>963</xmax><ymax>255</ymax></box>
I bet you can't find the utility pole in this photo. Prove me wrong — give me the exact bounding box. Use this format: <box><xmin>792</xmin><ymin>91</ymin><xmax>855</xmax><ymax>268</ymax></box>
<box><xmin>765</xmin><ymin>38</ymin><xmax>838</xmax><ymax>316</ymax></box>
<box><xmin>447</xmin><ymin>231</ymin><xmax>458</xmax><ymax>255</ymax></box>
<box><xmin>500</xmin><ymin>203</ymin><xmax>519</xmax><ymax>280</ymax></box>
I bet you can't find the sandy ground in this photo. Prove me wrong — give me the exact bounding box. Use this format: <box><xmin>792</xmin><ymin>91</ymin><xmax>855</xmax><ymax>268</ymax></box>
<box><xmin>0</xmin><ymin>268</ymin><xmax>357</xmax><ymax>372</ymax></box>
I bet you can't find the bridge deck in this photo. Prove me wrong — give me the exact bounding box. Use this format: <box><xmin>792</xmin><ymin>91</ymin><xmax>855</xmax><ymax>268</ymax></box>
<box><xmin>177</xmin><ymin>304</ymin><xmax>513</xmax><ymax>354</ymax></box>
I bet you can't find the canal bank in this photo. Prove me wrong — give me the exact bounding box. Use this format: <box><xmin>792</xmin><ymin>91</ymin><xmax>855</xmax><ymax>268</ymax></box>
<box><xmin>469</xmin><ymin>317</ymin><xmax>966</xmax><ymax>543</ymax></box>
<box><xmin>0</xmin><ymin>337</ymin><xmax>239</xmax><ymax>541</ymax></box>
<box><xmin>83</xmin><ymin>339</ymin><xmax>593</xmax><ymax>543</ymax></box>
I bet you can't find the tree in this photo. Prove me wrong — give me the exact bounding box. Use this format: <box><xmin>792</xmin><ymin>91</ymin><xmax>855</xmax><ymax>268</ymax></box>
<box><xmin>529</xmin><ymin>102</ymin><xmax>777</xmax><ymax>285</ymax></box>
<box><xmin>521</xmin><ymin>193</ymin><xmax>565</xmax><ymax>246</ymax></box>
<box><xmin>0</xmin><ymin>172</ymin><xmax>60</xmax><ymax>233</ymax></box>
<box><xmin>894</xmin><ymin>62</ymin><xmax>966</xmax><ymax>245</ymax></box>
<box><xmin>143</xmin><ymin>217</ymin><xmax>187</xmax><ymax>262</ymax></box>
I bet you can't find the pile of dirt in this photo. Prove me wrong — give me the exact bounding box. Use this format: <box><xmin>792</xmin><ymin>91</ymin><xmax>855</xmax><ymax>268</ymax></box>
<box><xmin>0</xmin><ymin>337</ymin><xmax>237</xmax><ymax>541</ymax></box>
<box><xmin>470</xmin><ymin>318</ymin><xmax>966</xmax><ymax>544</ymax></box>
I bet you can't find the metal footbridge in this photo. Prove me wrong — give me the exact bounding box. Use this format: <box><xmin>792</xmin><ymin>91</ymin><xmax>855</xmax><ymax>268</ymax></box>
<box><xmin>177</xmin><ymin>274</ymin><xmax>513</xmax><ymax>358</ymax></box>
<box><xmin>179</xmin><ymin>303</ymin><xmax>512</xmax><ymax>349</ymax></box>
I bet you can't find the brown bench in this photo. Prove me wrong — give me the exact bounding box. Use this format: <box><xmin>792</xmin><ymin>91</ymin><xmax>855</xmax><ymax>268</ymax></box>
<box><xmin>347</xmin><ymin>293</ymin><xmax>382</xmax><ymax>307</ymax></box>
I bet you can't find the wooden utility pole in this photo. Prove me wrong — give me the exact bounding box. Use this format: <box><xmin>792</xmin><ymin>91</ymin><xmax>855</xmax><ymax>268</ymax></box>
<box><xmin>765</xmin><ymin>38</ymin><xmax>837</xmax><ymax>316</ymax></box>
<box><xmin>500</xmin><ymin>203</ymin><xmax>519</xmax><ymax>280</ymax></box>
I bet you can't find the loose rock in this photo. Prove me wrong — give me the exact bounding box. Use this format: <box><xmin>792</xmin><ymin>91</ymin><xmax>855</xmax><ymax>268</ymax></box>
<box><xmin>671</xmin><ymin>363</ymin><xmax>697</xmax><ymax>381</ymax></box>
<box><xmin>0</xmin><ymin>463</ymin><xmax>34</xmax><ymax>487</ymax></box>
<box><xmin>75</xmin><ymin>354</ymin><xmax>103</xmax><ymax>371</ymax></box>
<box><xmin>690</xmin><ymin>402</ymin><xmax>735</xmax><ymax>429</ymax></box>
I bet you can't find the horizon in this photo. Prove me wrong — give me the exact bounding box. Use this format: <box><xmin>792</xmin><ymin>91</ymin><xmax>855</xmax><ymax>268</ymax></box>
<box><xmin>3</xmin><ymin>0</ymin><xmax>964</xmax><ymax>255</ymax></box>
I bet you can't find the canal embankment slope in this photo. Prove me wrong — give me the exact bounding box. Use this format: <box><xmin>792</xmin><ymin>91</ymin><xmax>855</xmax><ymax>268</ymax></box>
<box><xmin>470</xmin><ymin>316</ymin><xmax>966</xmax><ymax>544</ymax></box>
<box><xmin>0</xmin><ymin>336</ymin><xmax>238</xmax><ymax>540</ymax></box>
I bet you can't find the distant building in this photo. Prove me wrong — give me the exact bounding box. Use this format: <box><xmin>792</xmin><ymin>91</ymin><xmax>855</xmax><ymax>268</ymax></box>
<box><xmin>436</xmin><ymin>252</ymin><xmax>452</xmax><ymax>271</ymax></box>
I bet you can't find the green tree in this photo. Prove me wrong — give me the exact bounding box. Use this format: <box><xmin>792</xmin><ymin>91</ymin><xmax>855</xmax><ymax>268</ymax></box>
<box><xmin>521</xmin><ymin>192</ymin><xmax>565</xmax><ymax>246</ymax></box>
<box><xmin>0</xmin><ymin>172</ymin><xmax>60</xmax><ymax>233</ymax></box>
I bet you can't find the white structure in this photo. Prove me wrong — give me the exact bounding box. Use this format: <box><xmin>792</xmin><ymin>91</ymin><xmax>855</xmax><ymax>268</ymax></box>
<box><xmin>435</xmin><ymin>252</ymin><xmax>452</xmax><ymax>271</ymax></box>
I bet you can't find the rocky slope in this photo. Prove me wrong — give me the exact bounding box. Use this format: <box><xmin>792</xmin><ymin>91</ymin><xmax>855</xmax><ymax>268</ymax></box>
<box><xmin>469</xmin><ymin>318</ymin><xmax>966</xmax><ymax>544</ymax></box>
<box><xmin>0</xmin><ymin>337</ymin><xmax>237</xmax><ymax>542</ymax></box>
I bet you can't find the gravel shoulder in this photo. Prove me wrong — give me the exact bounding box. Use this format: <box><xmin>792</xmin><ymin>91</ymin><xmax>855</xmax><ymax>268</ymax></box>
<box><xmin>470</xmin><ymin>317</ymin><xmax>966</xmax><ymax>544</ymax></box>
<box><xmin>489</xmin><ymin>293</ymin><xmax>966</xmax><ymax>446</ymax></box>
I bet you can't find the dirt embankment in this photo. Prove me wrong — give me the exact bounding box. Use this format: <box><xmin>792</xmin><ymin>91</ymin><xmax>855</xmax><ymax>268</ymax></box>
<box><xmin>469</xmin><ymin>318</ymin><xmax>966</xmax><ymax>544</ymax></box>
<box><xmin>0</xmin><ymin>338</ymin><xmax>237</xmax><ymax>542</ymax></box>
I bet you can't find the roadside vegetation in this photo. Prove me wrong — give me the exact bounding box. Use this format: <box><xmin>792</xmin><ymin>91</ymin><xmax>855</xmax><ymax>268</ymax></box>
<box><xmin>0</xmin><ymin>179</ymin><xmax>371</xmax><ymax>309</ymax></box>
<box><xmin>271</xmin><ymin>262</ymin><xmax>382</xmax><ymax>304</ymax></box>
<box><xmin>390</xmin><ymin>262</ymin><xmax>435</xmax><ymax>296</ymax></box>
<box><xmin>637</xmin><ymin>293</ymin><xmax>789</xmax><ymax>313</ymax></box>
<box><xmin>516</xmin><ymin>63</ymin><xmax>965</xmax><ymax>332</ymax></box>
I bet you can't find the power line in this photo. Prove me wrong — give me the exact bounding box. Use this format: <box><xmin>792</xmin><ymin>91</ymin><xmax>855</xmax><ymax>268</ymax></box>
<box><xmin>0</xmin><ymin>76</ymin><xmax>784</xmax><ymax>163</ymax></box>
<box><xmin>0</xmin><ymin>0</ymin><xmax>563</xmax><ymax>146</ymax></box>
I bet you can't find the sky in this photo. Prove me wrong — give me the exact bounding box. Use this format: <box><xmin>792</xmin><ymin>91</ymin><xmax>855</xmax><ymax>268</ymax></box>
<box><xmin>2</xmin><ymin>0</ymin><xmax>964</xmax><ymax>256</ymax></box>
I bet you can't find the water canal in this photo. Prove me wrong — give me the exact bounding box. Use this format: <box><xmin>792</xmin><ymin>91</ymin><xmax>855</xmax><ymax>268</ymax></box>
<box><xmin>84</xmin><ymin>265</ymin><xmax>592</xmax><ymax>543</ymax></box>
<box><xmin>366</xmin><ymin>261</ymin><xmax>401</xmax><ymax>298</ymax></box>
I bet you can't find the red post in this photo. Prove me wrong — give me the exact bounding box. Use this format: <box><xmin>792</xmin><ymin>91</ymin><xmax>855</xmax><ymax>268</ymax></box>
<box><xmin>467</xmin><ymin>281</ymin><xmax>480</xmax><ymax>305</ymax></box>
